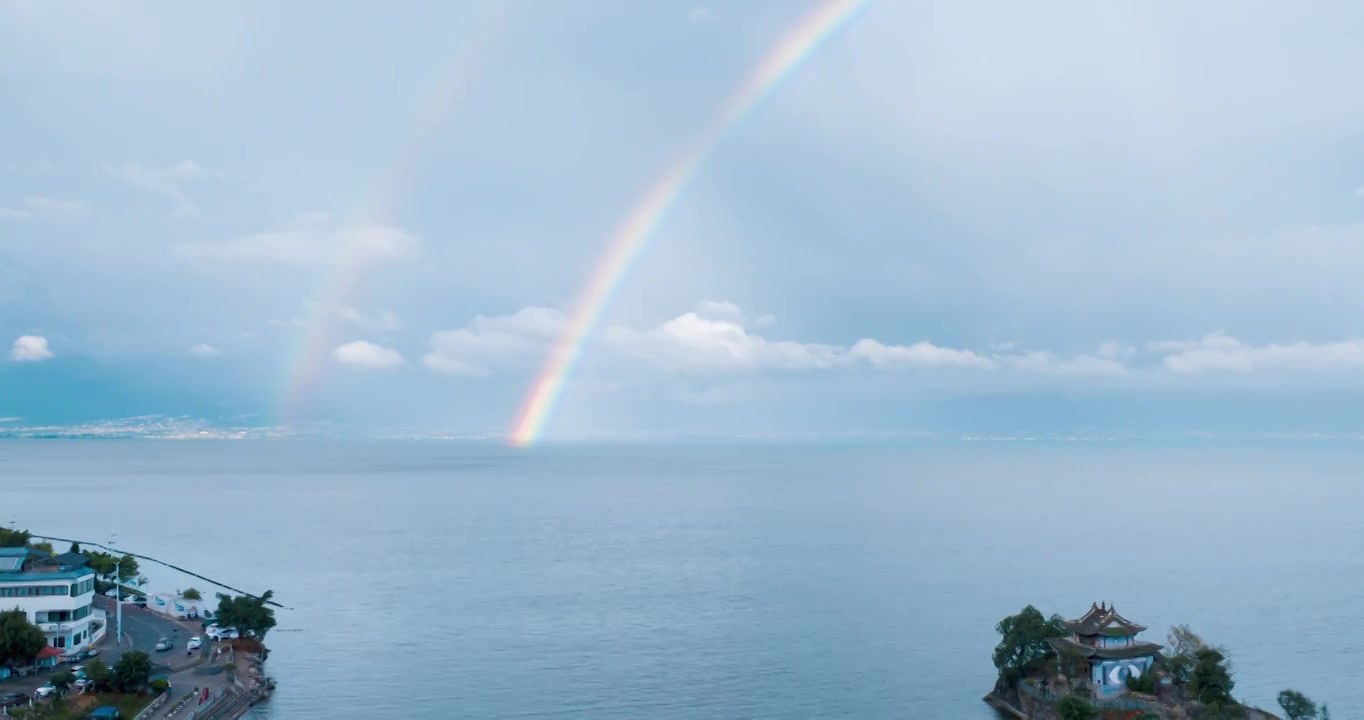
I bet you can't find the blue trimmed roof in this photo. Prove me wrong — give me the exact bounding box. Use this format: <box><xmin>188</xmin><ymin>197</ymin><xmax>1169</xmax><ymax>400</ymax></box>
<box><xmin>0</xmin><ymin>547</ymin><xmax>29</xmax><ymax>557</ymax></box>
<box><xmin>0</xmin><ymin>567</ymin><xmax>96</xmax><ymax>581</ymax></box>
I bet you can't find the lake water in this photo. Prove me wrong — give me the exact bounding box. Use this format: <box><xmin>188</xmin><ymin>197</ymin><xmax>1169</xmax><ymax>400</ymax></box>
<box><xmin>1</xmin><ymin>440</ymin><xmax>1359</xmax><ymax>718</ymax></box>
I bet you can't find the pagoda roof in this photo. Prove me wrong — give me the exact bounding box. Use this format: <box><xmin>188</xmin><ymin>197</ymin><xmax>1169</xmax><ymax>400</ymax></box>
<box><xmin>1064</xmin><ymin>602</ymin><xmax>1147</xmax><ymax>637</ymax></box>
<box><xmin>1049</xmin><ymin>636</ymin><xmax>1163</xmax><ymax>660</ymax></box>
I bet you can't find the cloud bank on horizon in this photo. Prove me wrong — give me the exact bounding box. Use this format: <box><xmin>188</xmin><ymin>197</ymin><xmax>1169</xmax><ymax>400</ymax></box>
<box><xmin>4</xmin><ymin>0</ymin><xmax>1364</xmax><ymax>439</ymax></box>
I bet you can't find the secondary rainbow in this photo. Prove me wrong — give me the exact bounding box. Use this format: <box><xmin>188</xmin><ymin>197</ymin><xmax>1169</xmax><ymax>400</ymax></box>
<box><xmin>508</xmin><ymin>0</ymin><xmax>873</xmax><ymax>447</ymax></box>
<box><xmin>278</xmin><ymin>4</ymin><xmax>513</xmax><ymax>426</ymax></box>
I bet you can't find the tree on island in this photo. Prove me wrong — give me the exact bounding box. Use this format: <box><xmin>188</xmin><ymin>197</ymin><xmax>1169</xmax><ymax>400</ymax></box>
<box><xmin>112</xmin><ymin>651</ymin><xmax>152</xmax><ymax>693</ymax></box>
<box><xmin>1277</xmin><ymin>689</ymin><xmax>1319</xmax><ymax>720</ymax></box>
<box><xmin>1056</xmin><ymin>695</ymin><xmax>1097</xmax><ymax>720</ymax></box>
<box><xmin>215</xmin><ymin>590</ymin><xmax>278</xmax><ymax>639</ymax></box>
<box><xmin>0</xmin><ymin>607</ymin><xmax>46</xmax><ymax>667</ymax></box>
<box><xmin>1189</xmin><ymin>646</ymin><xmax>1236</xmax><ymax>708</ymax></box>
<box><xmin>181</xmin><ymin>588</ymin><xmax>202</xmax><ymax>600</ymax></box>
<box><xmin>992</xmin><ymin>605</ymin><xmax>1067</xmax><ymax>681</ymax></box>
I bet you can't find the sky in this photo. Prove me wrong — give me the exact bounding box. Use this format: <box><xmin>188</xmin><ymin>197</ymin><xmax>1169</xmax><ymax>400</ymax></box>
<box><xmin>3</xmin><ymin>0</ymin><xmax>1364</xmax><ymax>440</ymax></box>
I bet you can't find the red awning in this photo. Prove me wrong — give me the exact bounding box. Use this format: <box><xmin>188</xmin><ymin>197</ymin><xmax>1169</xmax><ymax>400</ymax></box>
<box><xmin>37</xmin><ymin>646</ymin><xmax>63</xmax><ymax>659</ymax></box>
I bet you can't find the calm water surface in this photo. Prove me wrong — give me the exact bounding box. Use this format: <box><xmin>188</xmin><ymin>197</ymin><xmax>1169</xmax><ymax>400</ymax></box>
<box><xmin>1</xmin><ymin>441</ymin><xmax>1359</xmax><ymax>718</ymax></box>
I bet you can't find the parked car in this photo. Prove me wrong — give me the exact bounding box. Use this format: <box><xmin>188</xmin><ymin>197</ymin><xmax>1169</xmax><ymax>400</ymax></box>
<box><xmin>74</xmin><ymin>677</ymin><xmax>93</xmax><ymax>690</ymax></box>
<box><xmin>203</xmin><ymin>624</ymin><xmax>219</xmax><ymax>639</ymax></box>
<box><xmin>218</xmin><ymin>627</ymin><xmax>240</xmax><ymax>640</ymax></box>
<box><xmin>34</xmin><ymin>683</ymin><xmax>57</xmax><ymax>699</ymax></box>
<box><xmin>85</xmin><ymin>648</ymin><xmax>100</xmax><ymax>658</ymax></box>
<box><xmin>1</xmin><ymin>692</ymin><xmax>30</xmax><ymax>708</ymax></box>
<box><xmin>69</xmin><ymin>664</ymin><xmax>86</xmax><ymax>678</ymax></box>
<box><xmin>186</xmin><ymin>636</ymin><xmax>203</xmax><ymax>650</ymax></box>
<box><xmin>154</xmin><ymin>638</ymin><xmax>174</xmax><ymax>652</ymax></box>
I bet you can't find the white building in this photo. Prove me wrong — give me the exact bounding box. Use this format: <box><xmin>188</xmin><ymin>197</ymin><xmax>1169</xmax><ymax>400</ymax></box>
<box><xmin>148</xmin><ymin>591</ymin><xmax>209</xmax><ymax>620</ymax></box>
<box><xmin>0</xmin><ymin>547</ymin><xmax>98</xmax><ymax>652</ymax></box>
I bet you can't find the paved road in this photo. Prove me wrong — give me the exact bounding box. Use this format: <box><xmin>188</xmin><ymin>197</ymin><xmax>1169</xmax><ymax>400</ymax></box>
<box><xmin>93</xmin><ymin>596</ymin><xmax>202</xmax><ymax>667</ymax></box>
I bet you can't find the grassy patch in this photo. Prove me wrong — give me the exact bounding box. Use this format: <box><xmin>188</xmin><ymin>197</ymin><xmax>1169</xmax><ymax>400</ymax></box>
<box><xmin>9</xmin><ymin>692</ymin><xmax>157</xmax><ymax>720</ymax></box>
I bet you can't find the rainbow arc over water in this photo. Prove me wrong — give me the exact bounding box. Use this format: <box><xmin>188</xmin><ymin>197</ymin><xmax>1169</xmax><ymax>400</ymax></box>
<box><xmin>508</xmin><ymin>0</ymin><xmax>873</xmax><ymax>447</ymax></box>
<box><xmin>278</xmin><ymin>5</ymin><xmax>513</xmax><ymax>426</ymax></box>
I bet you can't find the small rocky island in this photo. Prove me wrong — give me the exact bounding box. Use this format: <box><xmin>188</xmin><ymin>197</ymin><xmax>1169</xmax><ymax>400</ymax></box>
<box><xmin>984</xmin><ymin>602</ymin><xmax>1332</xmax><ymax>720</ymax></box>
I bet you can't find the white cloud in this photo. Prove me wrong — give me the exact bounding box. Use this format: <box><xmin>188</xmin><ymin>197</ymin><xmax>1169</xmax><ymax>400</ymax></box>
<box><xmin>995</xmin><ymin>350</ymin><xmax>1129</xmax><ymax>376</ymax></box>
<box><xmin>340</xmin><ymin>307</ymin><xmax>401</xmax><ymax>332</ymax></box>
<box><xmin>115</xmin><ymin>160</ymin><xmax>208</xmax><ymax>216</ymax></box>
<box><xmin>10</xmin><ymin>335</ymin><xmax>53</xmax><ymax>362</ymax></box>
<box><xmin>849</xmin><ymin>339</ymin><xmax>995</xmax><ymax>369</ymax></box>
<box><xmin>333</xmin><ymin>340</ymin><xmax>405</xmax><ymax>369</ymax></box>
<box><xmin>22</xmin><ymin>196</ymin><xmax>87</xmax><ymax>216</ymax></box>
<box><xmin>0</xmin><ymin>195</ymin><xmax>87</xmax><ymax>220</ymax></box>
<box><xmin>424</xmin><ymin>307</ymin><xmax>565</xmax><ymax>375</ymax></box>
<box><xmin>417</xmin><ymin>301</ymin><xmax>1364</xmax><ymax>393</ymax></box>
<box><xmin>175</xmin><ymin>213</ymin><xmax>421</xmax><ymax>265</ymax></box>
<box><xmin>189</xmin><ymin>343</ymin><xmax>221</xmax><ymax>357</ymax></box>
<box><xmin>1159</xmin><ymin>332</ymin><xmax>1364</xmax><ymax>373</ymax></box>
<box><xmin>609</xmin><ymin>310</ymin><xmax>846</xmax><ymax>372</ymax></box>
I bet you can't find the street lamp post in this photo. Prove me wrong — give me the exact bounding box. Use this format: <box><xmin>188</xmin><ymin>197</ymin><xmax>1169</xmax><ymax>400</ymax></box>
<box><xmin>109</xmin><ymin>540</ymin><xmax>123</xmax><ymax>648</ymax></box>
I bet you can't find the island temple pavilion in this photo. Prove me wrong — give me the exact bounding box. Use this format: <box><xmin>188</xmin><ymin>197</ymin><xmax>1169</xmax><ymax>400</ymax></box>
<box><xmin>1048</xmin><ymin>602</ymin><xmax>1162</xmax><ymax>696</ymax></box>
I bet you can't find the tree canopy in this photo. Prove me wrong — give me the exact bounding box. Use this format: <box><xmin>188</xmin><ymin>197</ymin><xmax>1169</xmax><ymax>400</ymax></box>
<box><xmin>992</xmin><ymin>605</ymin><xmax>1067</xmax><ymax>680</ymax></box>
<box><xmin>81</xmin><ymin>550</ymin><xmax>140</xmax><ymax>583</ymax></box>
<box><xmin>112</xmin><ymin>651</ymin><xmax>152</xmax><ymax>692</ymax></box>
<box><xmin>181</xmin><ymin>588</ymin><xmax>202</xmax><ymax>600</ymax></box>
<box><xmin>0</xmin><ymin>528</ymin><xmax>31</xmax><ymax>548</ymax></box>
<box><xmin>85</xmin><ymin>658</ymin><xmax>112</xmax><ymax>692</ymax></box>
<box><xmin>0</xmin><ymin>607</ymin><xmax>46</xmax><ymax>667</ymax></box>
<box><xmin>1190</xmin><ymin>647</ymin><xmax>1236</xmax><ymax>707</ymax></box>
<box><xmin>1277</xmin><ymin>689</ymin><xmax>1319</xmax><ymax>720</ymax></box>
<box><xmin>215</xmin><ymin>590</ymin><xmax>278</xmax><ymax>639</ymax></box>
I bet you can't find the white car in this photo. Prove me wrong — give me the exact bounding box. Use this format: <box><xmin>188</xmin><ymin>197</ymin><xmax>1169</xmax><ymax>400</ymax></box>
<box><xmin>34</xmin><ymin>684</ymin><xmax>56</xmax><ymax>699</ymax></box>
<box><xmin>204</xmin><ymin>625</ymin><xmax>220</xmax><ymax>639</ymax></box>
<box><xmin>187</xmin><ymin>636</ymin><xmax>202</xmax><ymax>650</ymax></box>
<box><xmin>74</xmin><ymin>677</ymin><xmax>92</xmax><ymax>690</ymax></box>
<box><xmin>69</xmin><ymin>665</ymin><xmax>85</xmax><ymax>678</ymax></box>
<box><xmin>218</xmin><ymin>627</ymin><xmax>239</xmax><ymax>640</ymax></box>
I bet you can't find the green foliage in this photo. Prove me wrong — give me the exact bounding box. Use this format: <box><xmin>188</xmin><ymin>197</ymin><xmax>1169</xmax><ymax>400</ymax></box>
<box><xmin>1057</xmin><ymin>646</ymin><xmax>1089</xmax><ymax>678</ymax></box>
<box><xmin>1277</xmin><ymin>689</ymin><xmax>1319</xmax><ymax>720</ymax></box>
<box><xmin>1126</xmin><ymin>670</ymin><xmax>1156</xmax><ymax>694</ymax></box>
<box><xmin>991</xmin><ymin>605</ymin><xmax>1067</xmax><ymax>680</ymax></box>
<box><xmin>85</xmin><ymin>658</ymin><xmax>112</xmax><ymax>692</ymax></box>
<box><xmin>1057</xmin><ymin>694</ymin><xmax>1097</xmax><ymax>720</ymax></box>
<box><xmin>51</xmin><ymin>669</ymin><xmax>75</xmax><ymax>694</ymax></box>
<box><xmin>1190</xmin><ymin>647</ymin><xmax>1235</xmax><ymax>706</ymax></box>
<box><xmin>0</xmin><ymin>607</ymin><xmax>47</xmax><ymax>666</ymax></box>
<box><xmin>0</xmin><ymin>528</ymin><xmax>31</xmax><ymax>547</ymax></box>
<box><xmin>1321</xmin><ymin>704</ymin><xmax>1331</xmax><ymax>720</ymax></box>
<box><xmin>112</xmin><ymin>650</ymin><xmax>152</xmax><ymax>693</ymax></box>
<box><xmin>181</xmin><ymin>588</ymin><xmax>202</xmax><ymax>600</ymax></box>
<box><xmin>29</xmin><ymin>541</ymin><xmax>53</xmax><ymax>555</ymax></box>
<box><xmin>215</xmin><ymin>590</ymin><xmax>277</xmax><ymax>640</ymax></box>
<box><xmin>67</xmin><ymin>542</ymin><xmax>80</xmax><ymax>554</ymax></box>
<box><xmin>150</xmin><ymin>678</ymin><xmax>170</xmax><ymax>693</ymax></box>
<box><xmin>80</xmin><ymin>551</ymin><xmax>140</xmax><ymax>583</ymax></box>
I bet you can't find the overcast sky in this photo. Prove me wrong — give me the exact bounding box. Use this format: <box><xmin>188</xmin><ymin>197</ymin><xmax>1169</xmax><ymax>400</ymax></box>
<box><xmin>4</xmin><ymin>0</ymin><xmax>1364</xmax><ymax>439</ymax></box>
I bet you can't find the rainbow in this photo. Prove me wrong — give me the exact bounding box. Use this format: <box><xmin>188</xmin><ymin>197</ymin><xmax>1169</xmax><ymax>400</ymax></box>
<box><xmin>278</xmin><ymin>4</ymin><xmax>514</xmax><ymax>426</ymax></box>
<box><xmin>508</xmin><ymin>0</ymin><xmax>873</xmax><ymax>447</ymax></box>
